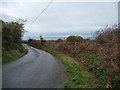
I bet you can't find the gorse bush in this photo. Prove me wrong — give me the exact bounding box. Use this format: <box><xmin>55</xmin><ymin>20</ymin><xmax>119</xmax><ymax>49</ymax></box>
<box><xmin>66</xmin><ymin>35</ymin><xmax>84</xmax><ymax>45</ymax></box>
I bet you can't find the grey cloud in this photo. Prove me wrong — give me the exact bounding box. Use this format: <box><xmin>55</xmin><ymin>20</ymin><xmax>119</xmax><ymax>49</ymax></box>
<box><xmin>1</xmin><ymin>1</ymin><xmax>118</xmax><ymax>40</ymax></box>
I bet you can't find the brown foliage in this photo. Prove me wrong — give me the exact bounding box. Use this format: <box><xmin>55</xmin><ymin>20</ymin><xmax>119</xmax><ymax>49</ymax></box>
<box><xmin>95</xmin><ymin>25</ymin><xmax>120</xmax><ymax>87</ymax></box>
<box><xmin>27</xmin><ymin>24</ymin><xmax>120</xmax><ymax>88</ymax></box>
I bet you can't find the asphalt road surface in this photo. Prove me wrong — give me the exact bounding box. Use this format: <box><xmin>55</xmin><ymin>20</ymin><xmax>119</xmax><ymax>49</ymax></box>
<box><xmin>3</xmin><ymin>44</ymin><xmax>66</xmax><ymax>88</ymax></box>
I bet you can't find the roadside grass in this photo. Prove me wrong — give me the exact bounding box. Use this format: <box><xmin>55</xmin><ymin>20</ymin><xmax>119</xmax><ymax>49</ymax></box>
<box><xmin>42</xmin><ymin>48</ymin><xmax>98</xmax><ymax>88</ymax></box>
<box><xmin>3</xmin><ymin>50</ymin><xmax>27</xmax><ymax>64</ymax></box>
<box><xmin>79</xmin><ymin>53</ymin><xmax>108</xmax><ymax>87</ymax></box>
<box><xmin>0</xmin><ymin>57</ymin><xmax>1</xmax><ymax>64</ymax></box>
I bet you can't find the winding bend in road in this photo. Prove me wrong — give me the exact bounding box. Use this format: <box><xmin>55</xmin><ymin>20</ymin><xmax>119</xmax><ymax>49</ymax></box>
<box><xmin>3</xmin><ymin>44</ymin><xmax>66</xmax><ymax>88</ymax></box>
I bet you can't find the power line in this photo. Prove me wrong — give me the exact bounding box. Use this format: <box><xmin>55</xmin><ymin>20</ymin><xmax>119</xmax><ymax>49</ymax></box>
<box><xmin>28</xmin><ymin>0</ymin><xmax>54</xmax><ymax>28</ymax></box>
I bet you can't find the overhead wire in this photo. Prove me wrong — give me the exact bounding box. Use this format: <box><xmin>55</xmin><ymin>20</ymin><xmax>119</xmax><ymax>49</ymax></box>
<box><xmin>28</xmin><ymin>0</ymin><xmax>54</xmax><ymax>28</ymax></box>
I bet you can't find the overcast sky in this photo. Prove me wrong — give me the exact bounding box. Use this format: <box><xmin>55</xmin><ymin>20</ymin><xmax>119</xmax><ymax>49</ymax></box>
<box><xmin>0</xmin><ymin>0</ymin><xmax>119</xmax><ymax>40</ymax></box>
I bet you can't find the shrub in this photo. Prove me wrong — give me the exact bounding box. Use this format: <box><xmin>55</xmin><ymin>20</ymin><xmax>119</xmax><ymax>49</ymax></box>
<box><xmin>95</xmin><ymin>25</ymin><xmax>120</xmax><ymax>88</ymax></box>
<box><xmin>66</xmin><ymin>35</ymin><xmax>84</xmax><ymax>45</ymax></box>
<box><xmin>2</xmin><ymin>20</ymin><xmax>25</xmax><ymax>52</ymax></box>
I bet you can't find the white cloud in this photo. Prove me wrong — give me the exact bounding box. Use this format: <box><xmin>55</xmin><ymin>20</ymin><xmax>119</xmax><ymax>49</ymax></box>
<box><xmin>1</xmin><ymin>0</ymin><xmax>119</xmax><ymax>2</ymax></box>
<box><xmin>1</xmin><ymin>1</ymin><xmax>118</xmax><ymax>39</ymax></box>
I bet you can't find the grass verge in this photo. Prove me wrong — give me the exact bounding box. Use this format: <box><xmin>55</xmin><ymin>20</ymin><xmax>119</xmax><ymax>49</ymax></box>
<box><xmin>3</xmin><ymin>49</ymin><xmax>27</xmax><ymax>64</ymax></box>
<box><xmin>42</xmin><ymin>48</ymin><xmax>98</xmax><ymax>88</ymax></box>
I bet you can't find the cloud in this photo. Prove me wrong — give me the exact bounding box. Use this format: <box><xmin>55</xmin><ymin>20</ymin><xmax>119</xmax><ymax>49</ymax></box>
<box><xmin>1</xmin><ymin>1</ymin><xmax>118</xmax><ymax>39</ymax></box>
<box><xmin>1</xmin><ymin>0</ymin><xmax>119</xmax><ymax>2</ymax></box>
<box><xmin>25</xmin><ymin>2</ymin><xmax>118</xmax><ymax>32</ymax></box>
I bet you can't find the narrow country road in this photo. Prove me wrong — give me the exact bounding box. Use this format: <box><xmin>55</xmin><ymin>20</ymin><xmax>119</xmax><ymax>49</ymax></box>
<box><xmin>3</xmin><ymin>44</ymin><xmax>66</xmax><ymax>88</ymax></box>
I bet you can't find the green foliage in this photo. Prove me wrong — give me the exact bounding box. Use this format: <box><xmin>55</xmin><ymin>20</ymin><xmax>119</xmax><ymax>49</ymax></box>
<box><xmin>3</xmin><ymin>49</ymin><xmax>27</xmax><ymax>64</ymax></box>
<box><xmin>26</xmin><ymin>24</ymin><xmax>120</xmax><ymax>88</ymax></box>
<box><xmin>2</xmin><ymin>20</ymin><xmax>24</xmax><ymax>51</ymax></box>
<box><xmin>56</xmin><ymin>38</ymin><xmax>63</xmax><ymax>43</ymax></box>
<box><xmin>66</xmin><ymin>35</ymin><xmax>84</xmax><ymax>44</ymax></box>
<box><xmin>79</xmin><ymin>53</ymin><xmax>107</xmax><ymax>87</ymax></box>
<box><xmin>28</xmin><ymin>39</ymin><xmax>34</xmax><ymax>42</ymax></box>
<box><xmin>2</xmin><ymin>20</ymin><xmax>26</xmax><ymax>64</ymax></box>
<box><xmin>95</xmin><ymin>25</ymin><xmax>120</xmax><ymax>88</ymax></box>
<box><xmin>42</xmin><ymin>48</ymin><xmax>98</xmax><ymax>88</ymax></box>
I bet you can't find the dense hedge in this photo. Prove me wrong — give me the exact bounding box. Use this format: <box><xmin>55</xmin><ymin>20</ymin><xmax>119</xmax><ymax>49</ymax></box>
<box><xmin>2</xmin><ymin>20</ymin><xmax>24</xmax><ymax>51</ymax></box>
<box><xmin>1</xmin><ymin>20</ymin><xmax>25</xmax><ymax>58</ymax></box>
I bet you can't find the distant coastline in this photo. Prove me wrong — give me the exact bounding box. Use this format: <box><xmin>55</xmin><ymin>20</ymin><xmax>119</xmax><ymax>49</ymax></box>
<box><xmin>23</xmin><ymin>32</ymin><xmax>95</xmax><ymax>40</ymax></box>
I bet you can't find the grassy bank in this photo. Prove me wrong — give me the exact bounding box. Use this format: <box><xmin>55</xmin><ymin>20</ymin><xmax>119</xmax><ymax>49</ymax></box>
<box><xmin>42</xmin><ymin>48</ymin><xmax>98</xmax><ymax>88</ymax></box>
<box><xmin>0</xmin><ymin>57</ymin><xmax>1</xmax><ymax>64</ymax></box>
<box><xmin>3</xmin><ymin>49</ymin><xmax>27</xmax><ymax>64</ymax></box>
<box><xmin>2</xmin><ymin>20</ymin><xmax>26</xmax><ymax>64</ymax></box>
